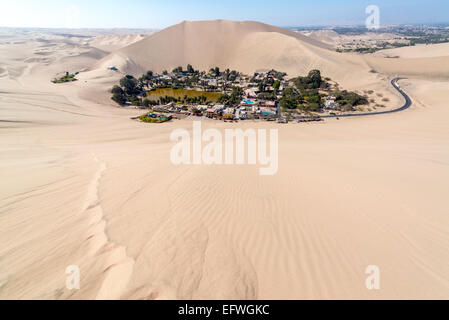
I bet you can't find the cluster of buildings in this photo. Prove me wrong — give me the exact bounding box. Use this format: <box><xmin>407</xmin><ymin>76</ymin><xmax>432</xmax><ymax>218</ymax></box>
<box><xmin>204</xmin><ymin>99</ymin><xmax>279</xmax><ymax>121</ymax></box>
<box><xmin>153</xmin><ymin>97</ymin><xmax>279</xmax><ymax>121</ymax></box>
<box><xmin>147</xmin><ymin>70</ymin><xmax>286</xmax><ymax>121</ymax></box>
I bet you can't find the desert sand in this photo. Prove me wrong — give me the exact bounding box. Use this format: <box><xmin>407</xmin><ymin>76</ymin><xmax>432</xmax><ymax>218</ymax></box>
<box><xmin>300</xmin><ymin>29</ymin><xmax>409</xmax><ymax>51</ymax></box>
<box><xmin>372</xmin><ymin>42</ymin><xmax>449</xmax><ymax>58</ymax></box>
<box><xmin>0</xmin><ymin>21</ymin><xmax>448</xmax><ymax>300</ymax></box>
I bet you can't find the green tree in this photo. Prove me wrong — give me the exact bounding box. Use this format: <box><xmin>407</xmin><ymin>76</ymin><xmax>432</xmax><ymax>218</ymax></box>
<box><xmin>120</xmin><ymin>75</ymin><xmax>139</xmax><ymax>95</ymax></box>
<box><xmin>280</xmin><ymin>87</ymin><xmax>301</xmax><ymax>110</ymax></box>
<box><xmin>294</xmin><ymin>69</ymin><xmax>323</xmax><ymax>90</ymax></box>
<box><xmin>128</xmin><ymin>95</ymin><xmax>142</xmax><ymax>106</ymax></box>
<box><xmin>145</xmin><ymin>71</ymin><xmax>154</xmax><ymax>80</ymax></box>
<box><xmin>304</xmin><ymin>102</ymin><xmax>321</xmax><ymax>112</ymax></box>
<box><xmin>308</xmin><ymin>70</ymin><xmax>322</xmax><ymax>89</ymax></box>
<box><xmin>112</xmin><ymin>93</ymin><xmax>127</xmax><ymax>105</ymax></box>
<box><xmin>224</xmin><ymin>68</ymin><xmax>231</xmax><ymax>81</ymax></box>
<box><xmin>111</xmin><ymin>85</ymin><xmax>124</xmax><ymax>95</ymax></box>
<box><xmin>227</xmin><ymin>87</ymin><xmax>243</xmax><ymax>106</ymax></box>
<box><xmin>173</xmin><ymin>66</ymin><xmax>183</xmax><ymax>74</ymax></box>
<box><xmin>143</xmin><ymin>99</ymin><xmax>151</xmax><ymax>108</ymax></box>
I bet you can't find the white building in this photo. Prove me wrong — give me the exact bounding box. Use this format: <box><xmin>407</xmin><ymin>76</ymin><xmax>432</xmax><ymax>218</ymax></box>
<box><xmin>208</xmin><ymin>79</ymin><xmax>218</xmax><ymax>86</ymax></box>
<box><xmin>244</xmin><ymin>88</ymin><xmax>259</xmax><ymax>98</ymax></box>
<box><xmin>325</xmin><ymin>97</ymin><xmax>340</xmax><ymax>110</ymax></box>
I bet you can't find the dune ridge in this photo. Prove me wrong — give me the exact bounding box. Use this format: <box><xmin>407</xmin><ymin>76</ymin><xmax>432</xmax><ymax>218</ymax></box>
<box><xmin>96</xmin><ymin>20</ymin><xmax>376</xmax><ymax>88</ymax></box>
<box><xmin>95</xmin><ymin>20</ymin><xmax>449</xmax><ymax>89</ymax></box>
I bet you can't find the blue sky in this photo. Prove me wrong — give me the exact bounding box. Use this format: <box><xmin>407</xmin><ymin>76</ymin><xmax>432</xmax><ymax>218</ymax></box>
<box><xmin>0</xmin><ymin>0</ymin><xmax>448</xmax><ymax>29</ymax></box>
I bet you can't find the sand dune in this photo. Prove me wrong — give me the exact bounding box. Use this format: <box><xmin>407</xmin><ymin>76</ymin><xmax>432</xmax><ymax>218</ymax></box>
<box><xmin>299</xmin><ymin>29</ymin><xmax>341</xmax><ymax>47</ymax></box>
<box><xmin>365</xmin><ymin>42</ymin><xmax>449</xmax><ymax>80</ymax></box>
<box><xmin>96</xmin><ymin>20</ymin><xmax>449</xmax><ymax>91</ymax></box>
<box><xmin>365</xmin><ymin>55</ymin><xmax>449</xmax><ymax>80</ymax></box>
<box><xmin>98</xmin><ymin>20</ymin><xmax>378</xmax><ymax>88</ymax></box>
<box><xmin>0</xmin><ymin>22</ymin><xmax>449</xmax><ymax>300</ymax></box>
<box><xmin>373</xmin><ymin>42</ymin><xmax>449</xmax><ymax>58</ymax></box>
<box><xmin>88</xmin><ymin>34</ymin><xmax>150</xmax><ymax>53</ymax></box>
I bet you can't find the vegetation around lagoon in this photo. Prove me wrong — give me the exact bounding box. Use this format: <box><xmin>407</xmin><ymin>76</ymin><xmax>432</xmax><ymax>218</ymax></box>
<box><xmin>110</xmin><ymin>66</ymin><xmax>248</xmax><ymax>125</ymax></box>
<box><xmin>110</xmin><ymin>65</ymin><xmax>373</xmax><ymax>123</ymax></box>
<box><xmin>139</xmin><ymin>112</ymin><xmax>172</xmax><ymax>123</ymax></box>
<box><xmin>279</xmin><ymin>70</ymin><xmax>368</xmax><ymax>112</ymax></box>
<box><xmin>110</xmin><ymin>65</ymin><xmax>245</xmax><ymax>107</ymax></box>
<box><xmin>52</xmin><ymin>72</ymin><xmax>79</xmax><ymax>84</ymax></box>
<box><xmin>217</xmin><ymin>87</ymin><xmax>243</xmax><ymax>106</ymax></box>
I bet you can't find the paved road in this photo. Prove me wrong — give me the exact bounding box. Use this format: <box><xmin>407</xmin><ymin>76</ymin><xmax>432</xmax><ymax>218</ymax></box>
<box><xmin>318</xmin><ymin>78</ymin><xmax>412</xmax><ymax>119</ymax></box>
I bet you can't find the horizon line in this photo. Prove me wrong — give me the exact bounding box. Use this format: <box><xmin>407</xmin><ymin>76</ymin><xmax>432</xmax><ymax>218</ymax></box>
<box><xmin>1</xmin><ymin>20</ymin><xmax>449</xmax><ymax>31</ymax></box>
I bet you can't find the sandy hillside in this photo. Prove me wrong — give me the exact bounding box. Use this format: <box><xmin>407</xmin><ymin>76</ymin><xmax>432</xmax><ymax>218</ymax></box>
<box><xmin>299</xmin><ymin>29</ymin><xmax>342</xmax><ymax>47</ymax></box>
<box><xmin>365</xmin><ymin>55</ymin><xmax>449</xmax><ymax>80</ymax></box>
<box><xmin>0</xmin><ymin>22</ymin><xmax>449</xmax><ymax>300</ymax></box>
<box><xmin>300</xmin><ymin>30</ymin><xmax>410</xmax><ymax>51</ymax></box>
<box><xmin>373</xmin><ymin>42</ymin><xmax>449</xmax><ymax>58</ymax></box>
<box><xmin>96</xmin><ymin>20</ymin><xmax>382</xmax><ymax>89</ymax></box>
<box><xmin>363</xmin><ymin>42</ymin><xmax>449</xmax><ymax>80</ymax></box>
<box><xmin>88</xmin><ymin>34</ymin><xmax>151</xmax><ymax>53</ymax></box>
<box><xmin>93</xmin><ymin>20</ymin><xmax>449</xmax><ymax>96</ymax></box>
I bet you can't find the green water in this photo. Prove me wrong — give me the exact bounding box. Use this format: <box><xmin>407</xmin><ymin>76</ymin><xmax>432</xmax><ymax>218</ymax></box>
<box><xmin>147</xmin><ymin>88</ymin><xmax>222</xmax><ymax>102</ymax></box>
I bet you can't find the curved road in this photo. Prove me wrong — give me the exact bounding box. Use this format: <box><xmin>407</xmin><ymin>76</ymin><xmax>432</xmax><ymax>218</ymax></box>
<box><xmin>319</xmin><ymin>78</ymin><xmax>412</xmax><ymax>119</ymax></box>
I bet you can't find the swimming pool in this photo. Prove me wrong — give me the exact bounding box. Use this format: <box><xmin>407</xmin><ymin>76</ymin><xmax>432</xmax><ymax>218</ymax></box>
<box><xmin>243</xmin><ymin>100</ymin><xmax>256</xmax><ymax>104</ymax></box>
